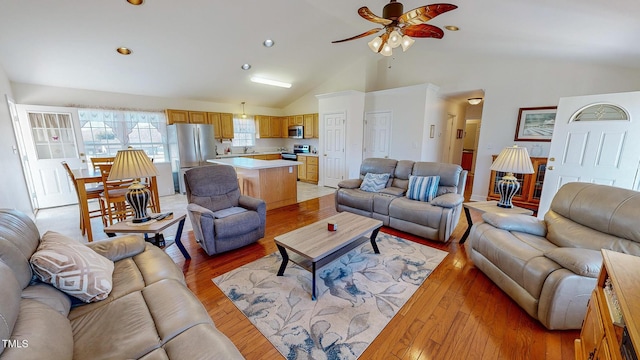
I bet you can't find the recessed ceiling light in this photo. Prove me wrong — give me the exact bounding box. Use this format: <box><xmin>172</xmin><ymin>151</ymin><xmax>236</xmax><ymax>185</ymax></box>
<box><xmin>241</xmin><ymin>63</ymin><xmax>251</xmax><ymax>70</ymax></box>
<box><xmin>263</xmin><ymin>39</ymin><xmax>275</xmax><ymax>47</ymax></box>
<box><xmin>444</xmin><ymin>25</ymin><xmax>459</xmax><ymax>31</ymax></box>
<box><xmin>250</xmin><ymin>77</ymin><xmax>291</xmax><ymax>88</ymax></box>
<box><xmin>116</xmin><ymin>47</ymin><xmax>132</xmax><ymax>55</ymax></box>
<box><xmin>127</xmin><ymin>0</ymin><xmax>143</xmax><ymax>5</ymax></box>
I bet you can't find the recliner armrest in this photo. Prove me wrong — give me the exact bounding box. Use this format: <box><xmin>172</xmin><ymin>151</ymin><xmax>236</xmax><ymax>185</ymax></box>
<box><xmin>337</xmin><ymin>179</ymin><xmax>362</xmax><ymax>189</ymax></box>
<box><xmin>430</xmin><ymin>193</ymin><xmax>463</xmax><ymax>208</ymax></box>
<box><xmin>238</xmin><ymin>195</ymin><xmax>266</xmax><ymax>213</ymax></box>
<box><xmin>187</xmin><ymin>203</ymin><xmax>215</xmax><ymax>218</ymax></box>
<box><xmin>482</xmin><ymin>212</ymin><xmax>547</xmax><ymax>237</ymax></box>
<box><xmin>87</xmin><ymin>235</ymin><xmax>146</xmax><ymax>262</ymax></box>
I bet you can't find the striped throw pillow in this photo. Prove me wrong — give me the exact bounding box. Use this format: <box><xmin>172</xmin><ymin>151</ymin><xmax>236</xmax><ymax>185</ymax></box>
<box><xmin>406</xmin><ymin>175</ymin><xmax>440</xmax><ymax>202</ymax></box>
<box><xmin>359</xmin><ymin>173</ymin><xmax>390</xmax><ymax>192</ymax></box>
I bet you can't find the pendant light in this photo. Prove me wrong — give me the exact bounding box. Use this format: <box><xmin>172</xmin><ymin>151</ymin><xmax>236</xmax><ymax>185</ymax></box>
<box><xmin>241</xmin><ymin>102</ymin><xmax>247</xmax><ymax>119</ymax></box>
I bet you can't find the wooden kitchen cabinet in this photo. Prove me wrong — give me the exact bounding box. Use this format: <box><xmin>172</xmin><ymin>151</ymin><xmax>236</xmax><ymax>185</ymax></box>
<box><xmin>487</xmin><ymin>156</ymin><xmax>547</xmax><ymax>212</ymax></box>
<box><xmin>219</xmin><ymin>113</ymin><xmax>234</xmax><ymax>139</ymax></box>
<box><xmin>256</xmin><ymin>115</ymin><xmax>271</xmax><ymax>138</ymax></box>
<box><xmin>207</xmin><ymin>112</ymin><xmax>222</xmax><ymax>139</ymax></box>
<box><xmin>313</xmin><ymin>113</ymin><xmax>319</xmax><ymax>138</ymax></box>
<box><xmin>270</xmin><ymin>116</ymin><xmax>282</xmax><ymax>138</ymax></box>
<box><xmin>165</xmin><ymin>109</ymin><xmax>189</xmax><ymax>125</ymax></box>
<box><xmin>303</xmin><ymin>114</ymin><xmax>315</xmax><ymax>138</ymax></box>
<box><xmin>574</xmin><ymin>250</ymin><xmax>639</xmax><ymax>360</ymax></box>
<box><xmin>297</xmin><ymin>155</ymin><xmax>307</xmax><ymax>181</ymax></box>
<box><xmin>296</xmin><ymin>155</ymin><xmax>318</xmax><ymax>184</ymax></box>
<box><xmin>293</xmin><ymin>115</ymin><xmax>304</xmax><ymax>126</ymax></box>
<box><xmin>188</xmin><ymin>111</ymin><xmax>207</xmax><ymax>124</ymax></box>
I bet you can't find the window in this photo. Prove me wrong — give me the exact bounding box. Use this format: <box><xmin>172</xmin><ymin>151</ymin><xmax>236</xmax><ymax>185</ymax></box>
<box><xmin>571</xmin><ymin>103</ymin><xmax>629</xmax><ymax>122</ymax></box>
<box><xmin>232</xmin><ymin>115</ymin><xmax>256</xmax><ymax>147</ymax></box>
<box><xmin>78</xmin><ymin>109</ymin><xmax>167</xmax><ymax>161</ymax></box>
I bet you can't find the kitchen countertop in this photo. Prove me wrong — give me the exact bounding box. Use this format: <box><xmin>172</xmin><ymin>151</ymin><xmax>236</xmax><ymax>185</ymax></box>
<box><xmin>215</xmin><ymin>151</ymin><xmax>282</xmax><ymax>158</ymax></box>
<box><xmin>207</xmin><ymin>157</ymin><xmax>301</xmax><ymax>169</ymax></box>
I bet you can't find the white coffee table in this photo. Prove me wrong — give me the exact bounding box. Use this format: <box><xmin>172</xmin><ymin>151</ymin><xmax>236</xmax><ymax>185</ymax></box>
<box><xmin>274</xmin><ymin>212</ymin><xmax>383</xmax><ymax>300</ymax></box>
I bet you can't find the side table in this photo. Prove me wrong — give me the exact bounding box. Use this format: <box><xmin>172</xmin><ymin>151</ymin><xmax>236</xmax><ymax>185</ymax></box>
<box><xmin>103</xmin><ymin>213</ymin><xmax>190</xmax><ymax>259</ymax></box>
<box><xmin>459</xmin><ymin>200</ymin><xmax>534</xmax><ymax>244</ymax></box>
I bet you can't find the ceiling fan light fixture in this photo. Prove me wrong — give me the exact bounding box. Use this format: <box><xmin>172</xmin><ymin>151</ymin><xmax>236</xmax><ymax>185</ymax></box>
<box><xmin>368</xmin><ymin>36</ymin><xmax>383</xmax><ymax>53</ymax></box>
<box><xmin>468</xmin><ymin>98</ymin><xmax>483</xmax><ymax>105</ymax></box>
<box><xmin>388</xmin><ymin>30</ymin><xmax>402</xmax><ymax>48</ymax></box>
<box><xmin>401</xmin><ymin>35</ymin><xmax>415</xmax><ymax>51</ymax></box>
<box><xmin>380</xmin><ymin>43</ymin><xmax>393</xmax><ymax>57</ymax></box>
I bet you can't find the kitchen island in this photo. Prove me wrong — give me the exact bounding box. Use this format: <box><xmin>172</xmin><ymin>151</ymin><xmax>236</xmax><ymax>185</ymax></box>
<box><xmin>207</xmin><ymin>157</ymin><xmax>301</xmax><ymax>210</ymax></box>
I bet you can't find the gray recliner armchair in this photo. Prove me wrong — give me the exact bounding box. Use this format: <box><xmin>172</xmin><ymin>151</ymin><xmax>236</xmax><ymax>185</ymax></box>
<box><xmin>185</xmin><ymin>165</ymin><xmax>266</xmax><ymax>256</ymax></box>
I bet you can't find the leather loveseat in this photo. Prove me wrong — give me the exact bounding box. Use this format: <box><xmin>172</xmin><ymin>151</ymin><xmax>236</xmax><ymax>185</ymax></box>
<box><xmin>335</xmin><ymin>158</ymin><xmax>467</xmax><ymax>242</ymax></box>
<box><xmin>467</xmin><ymin>182</ymin><xmax>640</xmax><ymax>330</ymax></box>
<box><xmin>0</xmin><ymin>209</ymin><xmax>243</xmax><ymax>359</ymax></box>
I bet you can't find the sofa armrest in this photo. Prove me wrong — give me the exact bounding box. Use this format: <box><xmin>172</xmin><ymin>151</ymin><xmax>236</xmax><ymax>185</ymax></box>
<box><xmin>86</xmin><ymin>235</ymin><xmax>146</xmax><ymax>262</ymax></box>
<box><xmin>187</xmin><ymin>203</ymin><xmax>215</xmax><ymax>218</ymax></box>
<box><xmin>544</xmin><ymin>248</ymin><xmax>602</xmax><ymax>278</ymax></box>
<box><xmin>430</xmin><ymin>193</ymin><xmax>463</xmax><ymax>208</ymax></box>
<box><xmin>379</xmin><ymin>186</ymin><xmax>405</xmax><ymax>197</ymax></box>
<box><xmin>337</xmin><ymin>178</ymin><xmax>362</xmax><ymax>189</ymax></box>
<box><xmin>482</xmin><ymin>212</ymin><xmax>547</xmax><ymax>237</ymax></box>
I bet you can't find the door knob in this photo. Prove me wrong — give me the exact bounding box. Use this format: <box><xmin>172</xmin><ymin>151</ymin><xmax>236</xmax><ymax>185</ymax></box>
<box><xmin>547</xmin><ymin>166</ymin><xmax>554</xmax><ymax>170</ymax></box>
<box><xmin>324</xmin><ymin>154</ymin><xmax>327</xmax><ymax>156</ymax></box>
<box><xmin>549</xmin><ymin>157</ymin><xmax>555</xmax><ymax>161</ymax></box>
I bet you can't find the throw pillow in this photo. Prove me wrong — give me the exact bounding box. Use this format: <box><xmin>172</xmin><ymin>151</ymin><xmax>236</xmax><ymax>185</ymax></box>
<box><xmin>359</xmin><ymin>173</ymin><xmax>390</xmax><ymax>192</ymax></box>
<box><xmin>406</xmin><ymin>175</ymin><xmax>440</xmax><ymax>202</ymax></box>
<box><xmin>30</xmin><ymin>231</ymin><xmax>115</xmax><ymax>303</ymax></box>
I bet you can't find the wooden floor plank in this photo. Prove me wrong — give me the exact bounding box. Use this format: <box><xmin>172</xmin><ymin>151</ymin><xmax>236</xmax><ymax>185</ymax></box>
<box><xmin>167</xmin><ymin>193</ymin><xmax>579</xmax><ymax>359</ymax></box>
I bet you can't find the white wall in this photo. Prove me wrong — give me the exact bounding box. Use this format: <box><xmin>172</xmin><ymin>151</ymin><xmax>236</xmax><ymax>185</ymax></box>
<box><xmin>0</xmin><ymin>67</ymin><xmax>33</xmax><ymax>214</ymax></box>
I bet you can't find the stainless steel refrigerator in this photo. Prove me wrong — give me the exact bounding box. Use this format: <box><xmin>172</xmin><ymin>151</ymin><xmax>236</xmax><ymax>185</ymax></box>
<box><xmin>167</xmin><ymin>123</ymin><xmax>217</xmax><ymax>193</ymax></box>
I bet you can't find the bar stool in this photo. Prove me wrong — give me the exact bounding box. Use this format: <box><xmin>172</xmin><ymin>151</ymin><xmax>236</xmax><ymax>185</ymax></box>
<box><xmin>61</xmin><ymin>161</ymin><xmax>104</xmax><ymax>235</ymax></box>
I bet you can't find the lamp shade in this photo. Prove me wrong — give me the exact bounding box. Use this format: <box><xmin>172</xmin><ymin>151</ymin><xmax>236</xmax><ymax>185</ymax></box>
<box><xmin>490</xmin><ymin>146</ymin><xmax>534</xmax><ymax>174</ymax></box>
<box><xmin>108</xmin><ymin>149</ymin><xmax>157</xmax><ymax>181</ymax></box>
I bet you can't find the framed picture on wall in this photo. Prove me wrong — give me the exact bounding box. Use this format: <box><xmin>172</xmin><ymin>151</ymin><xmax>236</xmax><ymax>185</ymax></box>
<box><xmin>514</xmin><ymin>106</ymin><xmax>557</xmax><ymax>142</ymax></box>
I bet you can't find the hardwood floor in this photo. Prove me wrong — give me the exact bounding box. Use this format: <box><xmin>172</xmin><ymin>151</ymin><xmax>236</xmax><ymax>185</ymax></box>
<box><xmin>165</xmin><ymin>194</ymin><xmax>579</xmax><ymax>359</ymax></box>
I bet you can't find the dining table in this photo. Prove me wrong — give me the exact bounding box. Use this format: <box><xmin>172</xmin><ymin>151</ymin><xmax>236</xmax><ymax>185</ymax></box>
<box><xmin>72</xmin><ymin>168</ymin><xmax>161</xmax><ymax>242</ymax></box>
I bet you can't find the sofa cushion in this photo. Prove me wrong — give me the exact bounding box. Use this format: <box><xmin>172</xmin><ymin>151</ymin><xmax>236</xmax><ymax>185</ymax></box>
<box><xmin>544</xmin><ymin>248</ymin><xmax>602</xmax><ymax>278</ymax></box>
<box><xmin>0</xmin><ymin>261</ymin><xmax>21</xmax><ymax>357</ymax></box>
<box><xmin>214</xmin><ymin>210</ymin><xmax>260</xmax><ymax>238</ymax></box>
<box><xmin>0</xmin><ymin>209</ymin><xmax>41</xmax><ymax>289</ymax></box>
<box><xmin>213</xmin><ymin>206</ymin><xmax>247</xmax><ymax>219</ymax></box>
<box><xmin>359</xmin><ymin>172</ymin><xmax>390</xmax><ymax>192</ymax></box>
<box><xmin>389</xmin><ymin>196</ymin><xmax>444</xmax><ymax>228</ymax></box>
<box><xmin>406</xmin><ymin>175</ymin><xmax>440</xmax><ymax>202</ymax></box>
<box><xmin>21</xmin><ymin>283</ymin><xmax>71</xmax><ymax>317</ymax></box>
<box><xmin>30</xmin><ymin>231</ymin><xmax>115</xmax><ymax>303</ymax></box>
<box><xmin>2</xmin><ymin>299</ymin><xmax>74</xmax><ymax>360</ymax></box>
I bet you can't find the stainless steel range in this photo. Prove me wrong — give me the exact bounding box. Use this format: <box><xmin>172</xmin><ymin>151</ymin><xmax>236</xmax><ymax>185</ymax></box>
<box><xmin>281</xmin><ymin>144</ymin><xmax>310</xmax><ymax>161</ymax></box>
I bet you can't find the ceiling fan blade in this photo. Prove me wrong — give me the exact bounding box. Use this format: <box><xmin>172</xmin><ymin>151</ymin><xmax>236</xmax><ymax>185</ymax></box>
<box><xmin>402</xmin><ymin>24</ymin><xmax>445</xmax><ymax>38</ymax></box>
<box><xmin>358</xmin><ymin>7</ymin><xmax>393</xmax><ymax>26</ymax></box>
<box><xmin>332</xmin><ymin>28</ymin><xmax>383</xmax><ymax>43</ymax></box>
<box><xmin>398</xmin><ymin>3</ymin><xmax>458</xmax><ymax>26</ymax></box>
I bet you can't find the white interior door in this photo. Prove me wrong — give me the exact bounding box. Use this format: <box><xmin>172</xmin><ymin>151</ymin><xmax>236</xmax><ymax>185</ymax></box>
<box><xmin>323</xmin><ymin>112</ymin><xmax>346</xmax><ymax>188</ymax></box>
<box><xmin>364</xmin><ymin>111</ymin><xmax>392</xmax><ymax>159</ymax></box>
<box><xmin>17</xmin><ymin>105</ymin><xmax>86</xmax><ymax>209</ymax></box>
<box><xmin>538</xmin><ymin>91</ymin><xmax>640</xmax><ymax>217</ymax></box>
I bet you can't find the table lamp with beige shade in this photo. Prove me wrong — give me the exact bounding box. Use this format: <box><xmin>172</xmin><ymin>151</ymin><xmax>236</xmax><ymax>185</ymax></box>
<box><xmin>490</xmin><ymin>145</ymin><xmax>535</xmax><ymax>208</ymax></box>
<box><xmin>107</xmin><ymin>149</ymin><xmax>158</xmax><ymax>223</ymax></box>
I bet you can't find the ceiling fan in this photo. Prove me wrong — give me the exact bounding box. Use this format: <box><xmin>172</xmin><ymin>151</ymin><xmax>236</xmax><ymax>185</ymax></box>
<box><xmin>332</xmin><ymin>1</ymin><xmax>458</xmax><ymax>56</ymax></box>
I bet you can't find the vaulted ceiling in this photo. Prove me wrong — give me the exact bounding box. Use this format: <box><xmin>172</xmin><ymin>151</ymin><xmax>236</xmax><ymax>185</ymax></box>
<box><xmin>1</xmin><ymin>0</ymin><xmax>639</xmax><ymax>108</ymax></box>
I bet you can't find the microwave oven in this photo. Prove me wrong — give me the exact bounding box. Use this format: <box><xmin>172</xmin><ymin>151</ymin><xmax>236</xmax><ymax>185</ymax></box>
<box><xmin>288</xmin><ymin>125</ymin><xmax>303</xmax><ymax>139</ymax></box>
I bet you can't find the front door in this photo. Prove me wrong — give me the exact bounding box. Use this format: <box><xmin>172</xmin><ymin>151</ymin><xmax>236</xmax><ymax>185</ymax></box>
<box><xmin>364</xmin><ymin>111</ymin><xmax>392</xmax><ymax>159</ymax></box>
<box><xmin>323</xmin><ymin>112</ymin><xmax>346</xmax><ymax>188</ymax></box>
<box><xmin>538</xmin><ymin>91</ymin><xmax>640</xmax><ymax>217</ymax></box>
<box><xmin>16</xmin><ymin>105</ymin><xmax>86</xmax><ymax>209</ymax></box>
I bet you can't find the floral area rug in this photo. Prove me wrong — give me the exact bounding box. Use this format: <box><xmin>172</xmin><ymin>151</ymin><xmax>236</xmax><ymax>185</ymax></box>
<box><xmin>212</xmin><ymin>232</ymin><xmax>447</xmax><ymax>360</ymax></box>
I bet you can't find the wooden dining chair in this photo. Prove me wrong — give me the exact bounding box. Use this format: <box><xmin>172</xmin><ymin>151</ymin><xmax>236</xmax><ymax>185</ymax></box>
<box><xmin>98</xmin><ymin>163</ymin><xmax>133</xmax><ymax>226</ymax></box>
<box><xmin>91</xmin><ymin>156</ymin><xmax>115</xmax><ymax>171</ymax></box>
<box><xmin>61</xmin><ymin>161</ymin><xmax>104</xmax><ymax>235</ymax></box>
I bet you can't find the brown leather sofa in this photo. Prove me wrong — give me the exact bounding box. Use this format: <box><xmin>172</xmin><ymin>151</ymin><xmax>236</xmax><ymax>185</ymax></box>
<box><xmin>335</xmin><ymin>158</ymin><xmax>467</xmax><ymax>242</ymax></box>
<box><xmin>467</xmin><ymin>182</ymin><xmax>640</xmax><ymax>330</ymax></box>
<box><xmin>0</xmin><ymin>209</ymin><xmax>244</xmax><ymax>359</ymax></box>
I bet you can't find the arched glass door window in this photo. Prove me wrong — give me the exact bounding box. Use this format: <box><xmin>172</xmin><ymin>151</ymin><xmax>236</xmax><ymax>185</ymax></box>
<box><xmin>570</xmin><ymin>103</ymin><xmax>629</xmax><ymax>122</ymax></box>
